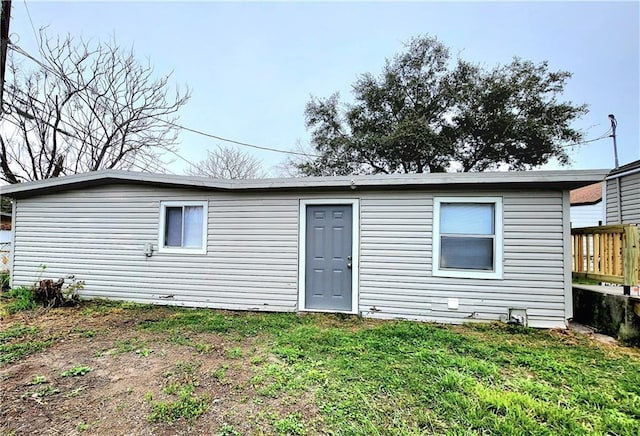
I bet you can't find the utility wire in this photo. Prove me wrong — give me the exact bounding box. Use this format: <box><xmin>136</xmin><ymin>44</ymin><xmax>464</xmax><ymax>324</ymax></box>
<box><xmin>5</xmin><ymin>86</ymin><xmax>187</xmax><ymax>171</ymax></box>
<box><xmin>2</xmin><ymin>98</ymin><xmax>176</xmax><ymax>175</ymax></box>
<box><xmin>13</xmin><ymin>40</ymin><xmax>603</xmax><ymax>165</ymax></box>
<box><xmin>22</xmin><ymin>0</ymin><xmax>40</xmax><ymax>52</ymax></box>
<box><xmin>5</xmin><ymin>45</ymin><xmax>192</xmax><ymax>171</ymax></box>
<box><xmin>7</xmin><ymin>85</ymin><xmax>196</xmax><ymax>170</ymax></box>
<box><xmin>160</xmin><ymin>118</ymin><xmax>319</xmax><ymax>158</ymax></box>
<box><xmin>559</xmin><ymin>128</ymin><xmax>612</xmax><ymax>148</ymax></box>
<box><xmin>7</xmin><ymin>42</ymin><xmax>320</xmax><ymax>159</ymax></box>
<box><xmin>3</xmin><ymin>113</ymin><xmax>175</xmax><ymax>175</ymax></box>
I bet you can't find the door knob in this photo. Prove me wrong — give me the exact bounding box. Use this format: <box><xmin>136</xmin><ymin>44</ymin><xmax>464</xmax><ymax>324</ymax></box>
<box><xmin>347</xmin><ymin>263</ymin><xmax>352</xmax><ymax>269</ymax></box>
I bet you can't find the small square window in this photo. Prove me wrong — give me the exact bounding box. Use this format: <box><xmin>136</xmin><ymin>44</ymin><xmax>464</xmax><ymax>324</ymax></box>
<box><xmin>159</xmin><ymin>201</ymin><xmax>207</xmax><ymax>254</ymax></box>
<box><xmin>433</xmin><ymin>197</ymin><xmax>503</xmax><ymax>279</ymax></box>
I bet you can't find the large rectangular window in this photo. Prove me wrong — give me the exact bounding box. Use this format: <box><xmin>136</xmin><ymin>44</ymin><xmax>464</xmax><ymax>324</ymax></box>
<box><xmin>159</xmin><ymin>201</ymin><xmax>207</xmax><ymax>254</ymax></box>
<box><xmin>433</xmin><ymin>197</ymin><xmax>503</xmax><ymax>279</ymax></box>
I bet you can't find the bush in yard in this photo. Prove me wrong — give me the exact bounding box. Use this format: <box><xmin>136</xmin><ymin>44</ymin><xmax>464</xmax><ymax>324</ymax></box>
<box><xmin>33</xmin><ymin>277</ymin><xmax>83</xmax><ymax>308</ymax></box>
<box><xmin>0</xmin><ymin>271</ymin><xmax>9</xmax><ymax>291</ymax></box>
<box><xmin>3</xmin><ymin>286</ymin><xmax>37</xmax><ymax>313</ymax></box>
<box><xmin>1</xmin><ymin>275</ymin><xmax>84</xmax><ymax>313</ymax></box>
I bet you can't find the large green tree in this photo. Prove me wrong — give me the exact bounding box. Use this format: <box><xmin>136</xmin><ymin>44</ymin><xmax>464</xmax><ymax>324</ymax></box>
<box><xmin>294</xmin><ymin>36</ymin><xmax>587</xmax><ymax>176</ymax></box>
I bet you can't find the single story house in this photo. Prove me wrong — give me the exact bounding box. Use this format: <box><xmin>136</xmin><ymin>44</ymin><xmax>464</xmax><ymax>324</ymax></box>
<box><xmin>1</xmin><ymin>169</ymin><xmax>608</xmax><ymax>328</ymax></box>
<box><xmin>605</xmin><ymin>159</ymin><xmax>640</xmax><ymax>225</ymax></box>
<box><xmin>570</xmin><ymin>182</ymin><xmax>604</xmax><ymax>228</ymax></box>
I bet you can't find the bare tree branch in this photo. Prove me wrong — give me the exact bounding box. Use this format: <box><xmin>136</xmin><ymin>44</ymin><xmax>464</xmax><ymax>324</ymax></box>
<box><xmin>185</xmin><ymin>146</ymin><xmax>266</xmax><ymax>179</ymax></box>
<box><xmin>0</xmin><ymin>31</ymin><xmax>190</xmax><ymax>183</ymax></box>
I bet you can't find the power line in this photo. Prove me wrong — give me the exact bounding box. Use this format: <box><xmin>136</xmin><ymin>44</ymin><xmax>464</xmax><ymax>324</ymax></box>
<box><xmin>15</xmin><ymin>38</ymin><xmax>601</xmax><ymax>168</ymax></box>
<box><xmin>161</xmin><ymin>118</ymin><xmax>319</xmax><ymax>158</ymax></box>
<box><xmin>2</xmin><ymin>112</ymin><xmax>175</xmax><ymax>175</ymax></box>
<box><xmin>5</xmin><ymin>85</ymin><xmax>189</xmax><ymax>171</ymax></box>
<box><xmin>2</xmin><ymin>99</ymin><xmax>176</xmax><ymax>175</ymax></box>
<box><xmin>7</xmin><ymin>42</ymin><xmax>320</xmax><ymax>159</ymax></box>
<box><xmin>6</xmin><ymin>45</ymin><xmax>199</xmax><ymax>168</ymax></box>
<box><xmin>22</xmin><ymin>0</ymin><xmax>39</xmax><ymax>51</ymax></box>
<box><xmin>560</xmin><ymin>128</ymin><xmax>612</xmax><ymax>148</ymax></box>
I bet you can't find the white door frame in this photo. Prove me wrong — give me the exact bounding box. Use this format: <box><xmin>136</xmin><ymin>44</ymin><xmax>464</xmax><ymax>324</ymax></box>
<box><xmin>298</xmin><ymin>198</ymin><xmax>359</xmax><ymax>314</ymax></box>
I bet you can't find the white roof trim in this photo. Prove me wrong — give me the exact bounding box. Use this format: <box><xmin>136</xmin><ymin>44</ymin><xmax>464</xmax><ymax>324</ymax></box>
<box><xmin>0</xmin><ymin>168</ymin><xmax>610</xmax><ymax>197</ymax></box>
<box><xmin>605</xmin><ymin>166</ymin><xmax>640</xmax><ymax>180</ymax></box>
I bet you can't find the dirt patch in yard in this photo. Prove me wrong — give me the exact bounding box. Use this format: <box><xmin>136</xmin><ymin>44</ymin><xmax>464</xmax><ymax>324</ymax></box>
<box><xmin>0</xmin><ymin>305</ymin><xmax>319</xmax><ymax>435</ymax></box>
<box><xmin>3</xmin><ymin>300</ymin><xmax>640</xmax><ymax>435</ymax></box>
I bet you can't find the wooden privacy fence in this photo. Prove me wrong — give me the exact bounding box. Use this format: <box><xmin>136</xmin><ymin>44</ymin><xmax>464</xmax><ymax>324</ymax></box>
<box><xmin>572</xmin><ymin>224</ymin><xmax>640</xmax><ymax>287</ymax></box>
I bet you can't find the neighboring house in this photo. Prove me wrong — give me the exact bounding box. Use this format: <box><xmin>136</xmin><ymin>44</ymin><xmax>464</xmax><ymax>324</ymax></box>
<box><xmin>605</xmin><ymin>159</ymin><xmax>640</xmax><ymax>225</ymax></box>
<box><xmin>570</xmin><ymin>182</ymin><xmax>604</xmax><ymax>228</ymax></box>
<box><xmin>1</xmin><ymin>169</ymin><xmax>608</xmax><ymax>329</ymax></box>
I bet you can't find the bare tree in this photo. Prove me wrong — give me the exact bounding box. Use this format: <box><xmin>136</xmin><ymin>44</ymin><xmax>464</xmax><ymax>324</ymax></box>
<box><xmin>0</xmin><ymin>32</ymin><xmax>190</xmax><ymax>184</ymax></box>
<box><xmin>276</xmin><ymin>140</ymin><xmax>317</xmax><ymax>177</ymax></box>
<box><xmin>185</xmin><ymin>146</ymin><xmax>266</xmax><ymax>179</ymax></box>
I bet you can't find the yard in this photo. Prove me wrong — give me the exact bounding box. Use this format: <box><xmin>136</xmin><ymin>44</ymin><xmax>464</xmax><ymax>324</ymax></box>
<box><xmin>1</xmin><ymin>299</ymin><xmax>639</xmax><ymax>435</ymax></box>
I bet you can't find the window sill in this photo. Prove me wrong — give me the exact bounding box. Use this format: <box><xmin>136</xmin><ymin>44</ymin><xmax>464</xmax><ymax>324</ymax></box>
<box><xmin>157</xmin><ymin>247</ymin><xmax>207</xmax><ymax>255</ymax></box>
<box><xmin>432</xmin><ymin>269</ymin><xmax>503</xmax><ymax>280</ymax></box>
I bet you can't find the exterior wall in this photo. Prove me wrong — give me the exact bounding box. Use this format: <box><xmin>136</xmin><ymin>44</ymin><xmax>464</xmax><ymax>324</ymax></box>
<box><xmin>570</xmin><ymin>202</ymin><xmax>604</xmax><ymax>228</ymax></box>
<box><xmin>12</xmin><ymin>184</ymin><xmax>568</xmax><ymax>328</ymax></box>
<box><xmin>358</xmin><ymin>190</ymin><xmax>567</xmax><ymax>328</ymax></box>
<box><xmin>12</xmin><ymin>186</ymin><xmax>300</xmax><ymax>312</ymax></box>
<box><xmin>606</xmin><ymin>172</ymin><xmax>640</xmax><ymax>225</ymax></box>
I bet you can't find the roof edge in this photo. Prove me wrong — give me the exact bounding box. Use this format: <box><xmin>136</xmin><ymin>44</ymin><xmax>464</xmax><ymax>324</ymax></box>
<box><xmin>607</xmin><ymin>159</ymin><xmax>640</xmax><ymax>178</ymax></box>
<box><xmin>571</xmin><ymin>199</ymin><xmax>603</xmax><ymax>207</ymax></box>
<box><xmin>0</xmin><ymin>168</ymin><xmax>610</xmax><ymax>198</ymax></box>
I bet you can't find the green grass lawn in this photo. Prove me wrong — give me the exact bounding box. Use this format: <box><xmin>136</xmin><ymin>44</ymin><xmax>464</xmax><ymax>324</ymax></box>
<box><xmin>2</xmin><ymin>299</ymin><xmax>640</xmax><ymax>434</ymax></box>
<box><xmin>136</xmin><ymin>307</ymin><xmax>640</xmax><ymax>435</ymax></box>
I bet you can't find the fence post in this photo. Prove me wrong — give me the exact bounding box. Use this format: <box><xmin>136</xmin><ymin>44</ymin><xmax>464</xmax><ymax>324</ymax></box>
<box><xmin>623</xmin><ymin>225</ymin><xmax>639</xmax><ymax>295</ymax></box>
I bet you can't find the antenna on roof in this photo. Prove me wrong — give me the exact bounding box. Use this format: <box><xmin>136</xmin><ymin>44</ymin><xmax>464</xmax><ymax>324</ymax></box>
<box><xmin>608</xmin><ymin>114</ymin><xmax>619</xmax><ymax>168</ymax></box>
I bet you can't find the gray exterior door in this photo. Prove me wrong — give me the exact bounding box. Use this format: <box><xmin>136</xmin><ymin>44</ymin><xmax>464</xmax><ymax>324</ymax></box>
<box><xmin>305</xmin><ymin>205</ymin><xmax>353</xmax><ymax>311</ymax></box>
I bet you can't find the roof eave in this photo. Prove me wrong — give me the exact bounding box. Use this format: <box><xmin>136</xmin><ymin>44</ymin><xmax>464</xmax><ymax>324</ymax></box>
<box><xmin>606</xmin><ymin>159</ymin><xmax>640</xmax><ymax>179</ymax></box>
<box><xmin>0</xmin><ymin>168</ymin><xmax>610</xmax><ymax>199</ymax></box>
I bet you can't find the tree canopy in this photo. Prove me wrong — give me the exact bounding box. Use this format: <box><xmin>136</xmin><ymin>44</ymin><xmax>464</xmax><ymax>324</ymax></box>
<box><xmin>0</xmin><ymin>33</ymin><xmax>189</xmax><ymax>184</ymax></box>
<box><xmin>293</xmin><ymin>36</ymin><xmax>587</xmax><ymax>176</ymax></box>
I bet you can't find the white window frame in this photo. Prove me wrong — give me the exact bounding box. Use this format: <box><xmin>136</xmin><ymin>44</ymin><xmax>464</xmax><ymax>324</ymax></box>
<box><xmin>158</xmin><ymin>200</ymin><xmax>208</xmax><ymax>254</ymax></box>
<box><xmin>432</xmin><ymin>196</ymin><xmax>503</xmax><ymax>279</ymax></box>
<box><xmin>298</xmin><ymin>198</ymin><xmax>360</xmax><ymax>315</ymax></box>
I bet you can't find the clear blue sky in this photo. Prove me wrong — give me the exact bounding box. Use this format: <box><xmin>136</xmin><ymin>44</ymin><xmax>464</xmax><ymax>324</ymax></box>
<box><xmin>8</xmin><ymin>1</ymin><xmax>640</xmax><ymax>175</ymax></box>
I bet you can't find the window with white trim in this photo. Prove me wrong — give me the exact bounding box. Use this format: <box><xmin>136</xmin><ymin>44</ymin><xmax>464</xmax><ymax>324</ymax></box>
<box><xmin>432</xmin><ymin>197</ymin><xmax>503</xmax><ymax>279</ymax></box>
<box><xmin>158</xmin><ymin>201</ymin><xmax>208</xmax><ymax>254</ymax></box>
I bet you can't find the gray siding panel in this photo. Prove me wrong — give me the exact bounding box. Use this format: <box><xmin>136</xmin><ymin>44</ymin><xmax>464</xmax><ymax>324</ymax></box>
<box><xmin>12</xmin><ymin>185</ymin><xmax>568</xmax><ymax>328</ymax></box>
<box><xmin>606</xmin><ymin>172</ymin><xmax>640</xmax><ymax>224</ymax></box>
<box><xmin>13</xmin><ymin>186</ymin><xmax>300</xmax><ymax>312</ymax></box>
<box><xmin>358</xmin><ymin>191</ymin><xmax>567</xmax><ymax>328</ymax></box>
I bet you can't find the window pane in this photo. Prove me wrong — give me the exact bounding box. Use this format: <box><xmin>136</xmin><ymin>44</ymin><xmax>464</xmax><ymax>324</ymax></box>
<box><xmin>165</xmin><ymin>207</ymin><xmax>183</xmax><ymax>247</ymax></box>
<box><xmin>183</xmin><ymin>206</ymin><xmax>203</xmax><ymax>248</ymax></box>
<box><xmin>440</xmin><ymin>203</ymin><xmax>494</xmax><ymax>235</ymax></box>
<box><xmin>440</xmin><ymin>236</ymin><xmax>494</xmax><ymax>270</ymax></box>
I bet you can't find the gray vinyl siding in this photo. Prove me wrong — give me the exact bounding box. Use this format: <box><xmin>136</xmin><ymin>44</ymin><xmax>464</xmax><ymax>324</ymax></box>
<box><xmin>12</xmin><ymin>184</ymin><xmax>568</xmax><ymax>328</ymax></box>
<box><xmin>606</xmin><ymin>172</ymin><xmax>640</xmax><ymax>225</ymax></box>
<box><xmin>12</xmin><ymin>186</ymin><xmax>300</xmax><ymax>312</ymax></box>
<box><xmin>358</xmin><ymin>191</ymin><xmax>567</xmax><ymax>329</ymax></box>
